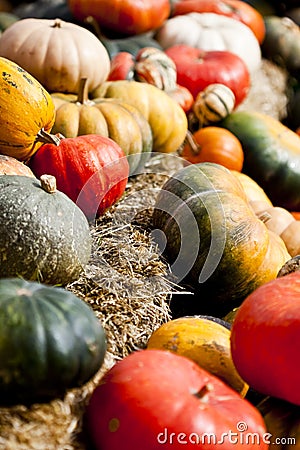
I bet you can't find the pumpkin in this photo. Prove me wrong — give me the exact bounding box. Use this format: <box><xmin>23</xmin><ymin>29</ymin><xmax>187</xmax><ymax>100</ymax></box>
<box><xmin>67</xmin><ymin>0</ymin><xmax>171</xmax><ymax>36</ymax></box>
<box><xmin>0</xmin><ymin>277</ymin><xmax>106</xmax><ymax>405</ymax></box>
<box><xmin>261</xmin><ymin>16</ymin><xmax>300</xmax><ymax>78</ymax></box>
<box><xmin>0</xmin><ymin>11</ymin><xmax>18</xmax><ymax>32</ymax></box>
<box><xmin>180</xmin><ymin>127</ymin><xmax>244</xmax><ymax>171</ymax></box>
<box><xmin>152</xmin><ymin>162</ymin><xmax>290</xmax><ymax>315</ymax></box>
<box><xmin>280</xmin><ymin>220</ymin><xmax>300</xmax><ymax>257</ymax></box>
<box><xmin>171</xmin><ymin>0</ymin><xmax>266</xmax><ymax>44</ymax></box>
<box><xmin>84</xmin><ymin>15</ymin><xmax>163</xmax><ymax>59</ymax></box>
<box><xmin>261</xmin><ymin>206</ymin><xmax>296</xmax><ymax>236</ymax></box>
<box><xmin>230</xmin><ymin>271</ymin><xmax>300</xmax><ymax>406</ymax></box>
<box><xmin>0</xmin><ymin>174</ymin><xmax>92</xmax><ymax>285</ymax></box>
<box><xmin>51</xmin><ymin>78</ymin><xmax>153</xmax><ymax>175</ymax></box>
<box><xmin>154</xmin><ymin>12</ymin><xmax>262</xmax><ymax>74</ymax></box>
<box><xmin>147</xmin><ymin>315</ymin><xmax>249</xmax><ymax>396</ymax></box>
<box><xmin>0</xmin><ymin>154</ymin><xmax>35</xmax><ymax>177</ymax></box>
<box><xmin>0</xmin><ymin>18</ymin><xmax>110</xmax><ymax>93</ymax></box>
<box><xmin>231</xmin><ymin>171</ymin><xmax>273</xmax><ymax>209</ymax></box>
<box><xmin>219</xmin><ymin>111</ymin><xmax>300</xmax><ymax>212</ymax></box>
<box><xmin>0</xmin><ymin>56</ymin><xmax>55</xmax><ymax>161</ymax></box>
<box><xmin>164</xmin><ymin>44</ymin><xmax>250</xmax><ymax>106</ymax></box>
<box><xmin>28</xmin><ymin>133</ymin><xmax>129</xmax><ymax>220</ymax></box>
<box><xmin>192</xmin><ymin>83</ymin><xmax>236</xmax><ymax>126</ymax></box>
<box><xmin>92</xmin><ymin>80</ymin><xmax>188</xmax><ymax>153</ymax></box>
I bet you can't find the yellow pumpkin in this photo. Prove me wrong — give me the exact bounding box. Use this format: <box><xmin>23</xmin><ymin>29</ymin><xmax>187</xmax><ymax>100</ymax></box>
<box><xmin>147</xmin><ymin>316</ymin><xmax>249</xmax><ymax>396</ymax></box>
<box><xmin>0</xmin><ymin>57</ymin><xmax>55</xmax><ymax>160</ymax></box>
<box><xmin>92</xmin><ymin>80</ymin><xmax>188</xmax><ymax>154</ymax></box>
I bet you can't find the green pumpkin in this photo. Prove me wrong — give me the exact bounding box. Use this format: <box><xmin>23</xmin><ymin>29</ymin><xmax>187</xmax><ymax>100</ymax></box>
<box><xmin>0</xmin><ymin>12</ymin><xmax>18</xmax><ymax>33</ymax></box>
<box><xmin>0</xmin><ymin>277</ymin><xmax>106</xmax><ymax>405</ymax></box>
<box><xmin>0</xmin><ymin>174</ymin><xmax>92</xmax><ymax>285</ymax></box>
<box><xmin>219</xmin><ymin>110</ymin><xmax>300</xmax><ymax>212</ymax></box>
<box><xmin>262</xmin><ymin>16</ymin><xmax>300</xmax><ymax>77</ymax></box>
<box><xmin>153</xmin><ymin>162</ymin><xmax>290</xmax><ymax>316</ymax></box>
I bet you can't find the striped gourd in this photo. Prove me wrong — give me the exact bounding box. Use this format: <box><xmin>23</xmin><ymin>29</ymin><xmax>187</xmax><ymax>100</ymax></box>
<box><xmin>193</xmin><ymin>83</ymin><xmax>235</xmax><ymax>126</ymax></box>
<box><xmin>0</xmin><ymin>57</ymin><xmax>55</xmax><ymax>161</ymax></box>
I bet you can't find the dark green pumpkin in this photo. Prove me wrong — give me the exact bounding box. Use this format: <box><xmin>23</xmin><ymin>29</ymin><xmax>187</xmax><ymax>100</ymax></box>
<box><xmin>0</xmin><ymin>277</ymin><xmax>106</xmax><ymax>405</ymax></box>
<box><xmin>261</xmin><ymin>15</ymin><xmax>300</xmax><ymax>78</ymax></box>
<box><xmin>0</xmin><ymin>174</ymin><xmax>92</xmax><ymax>285</ymax></box>
<box><xmin>219</xmin><ymin>110</ymin><xmax>300</xmax><ymax>211</ymax></box>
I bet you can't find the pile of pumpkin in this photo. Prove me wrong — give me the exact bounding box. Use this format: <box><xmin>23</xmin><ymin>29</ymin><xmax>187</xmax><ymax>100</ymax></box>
<box><xmin>0</xmin><ymin>0</ymin><xmax>300</xmax><ymax>448</ymax></box>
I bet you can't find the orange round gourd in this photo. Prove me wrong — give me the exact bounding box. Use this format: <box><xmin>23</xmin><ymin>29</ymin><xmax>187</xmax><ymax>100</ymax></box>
<box><xmin>0</xmin><ymin>18</ymin><xmax>110</xmax><ymax>94</ymax></box>
<box><xmin>181</xmin><ymin>126</ymin><xmax>244</xmax><ymax>171</ymax></box>
<box><xmin>0</xmin><ymin>155</ymin><xmax>35</xmax><ymax>177</ymax></box>
<box><xmin>0</xmin><ymin>57</ymin><xmax>55</xmax><ymax>161</ymax></box>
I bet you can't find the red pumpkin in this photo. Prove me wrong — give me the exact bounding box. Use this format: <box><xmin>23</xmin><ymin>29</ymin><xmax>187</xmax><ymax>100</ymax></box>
<box><xmin>67</xmin><ymin>0</ymin><xmax>171</xmax><ymax>36</ymax></box>
<box><xmin>165</xmin><ymin>44</ymin><xmax>250</xmax><ymax>106</ymax></box>
<box><xmin>181</xmin><ymin>127</ymin><xmax>244</xmax><ymax>171</ymax></box>
<box><xmin>172</xmin><ymin>0</ymin><xmax>265</xmax><ymax>44</ymax></box>
<box><xmin>86</xmin><ymin>349</ymin><xmax>268</xmax><ymax>450</ymax></box>
<box><xmin>28</xmin><ymin>134</ymin><xmax>129</xmax><ymax>220</ymax></box>
<box><xmin>231</xmin><ymin>271</ymin><xmax>300</xmax><ymax>406</ymax></box>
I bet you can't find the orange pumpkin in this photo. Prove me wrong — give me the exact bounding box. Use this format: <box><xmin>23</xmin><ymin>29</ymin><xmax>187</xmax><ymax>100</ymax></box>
<box><xmin>180</xmin><ymin>126</ymin><xmax>244</xmax><ymax>171</ymax></box>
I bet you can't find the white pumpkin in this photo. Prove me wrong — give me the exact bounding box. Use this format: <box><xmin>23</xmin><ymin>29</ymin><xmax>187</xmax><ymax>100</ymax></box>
<box><xmin>0</xmin><ymin>18</ymin><xmax>111</xmax><ymax>93</ymax></box>
<box><xmin>155</xmin><ymin>12</ymin><xmax>261</xmax><ymax>74</ymax></box>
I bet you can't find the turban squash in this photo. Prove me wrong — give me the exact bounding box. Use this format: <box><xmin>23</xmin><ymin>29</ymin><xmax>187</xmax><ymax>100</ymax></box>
<box><xmin>153</xmin><ymin>162</ymin><xmax>290</xmax><ymax>315</ymax></box>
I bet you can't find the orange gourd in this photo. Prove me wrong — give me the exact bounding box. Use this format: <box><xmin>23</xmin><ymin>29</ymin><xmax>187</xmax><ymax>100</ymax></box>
<box><xmin>180</xmin><ymin>126</ymin><xmax>244</xmax><ymax>171</ymax></box>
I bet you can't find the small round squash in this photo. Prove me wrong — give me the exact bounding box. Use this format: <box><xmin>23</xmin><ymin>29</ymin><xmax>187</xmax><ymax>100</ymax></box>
<box><xmin>0</xmin><ymin>174</ymin><xmax>92</xmax><ymax>285</ymax></box>
<box><xmin>0</xmin><ymin>155</ymin><xmax>35</xmax><ymax>177</ymax></box>
<box><xmin>0</xmin><ymin>277</ymin><xmax>107</xmax><ymax>405</ymax></box>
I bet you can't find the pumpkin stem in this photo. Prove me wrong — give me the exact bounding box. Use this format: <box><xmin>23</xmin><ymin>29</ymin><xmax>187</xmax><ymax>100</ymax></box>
<box><xmin>40</xmin><ymin>174</ymin><xmax>57</xmax><ymax>194</ymax></box>
<box><xmin>36</xmin><ymin>129</ymin><xmax>62</xmax><ymax>146</ymax></box>
<box><xmin>52</xmin><ymin>18</ymin><xmax>62</xmax><ymax>28</ymax></box>
<box><xmin>84</xmin><ymin>15</ymin><xmax>107</xmax><ymax>40</ymax></box>
<box><xmin>184</xmin><ymin>130</ymin><xmax>202</xmax><ymax>156</ymax></box>
<box><xmin>77</xmin><ymin>78</ymin><xmax>90</xmax><ymax>104</ymax></box>
<box><xmin>193</xmin><ymin>383</ymin><xmax>214</xmax><ymax>400</ymax></box>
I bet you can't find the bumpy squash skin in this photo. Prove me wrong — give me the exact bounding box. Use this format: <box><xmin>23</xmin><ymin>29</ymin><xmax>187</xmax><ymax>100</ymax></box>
<box><xmin>92</xmin><ymin>80</ymin><xmax>188</xmax><ymax>154</ymax></box>
<box><xmin>0</xmin><ymin>57</ymin><xmax>55</xmax><ymax>160</ymax></box>
<box><xmin>0</xmin><ymin>278</ymin><xmax>106</xmax><ymax>405</ymax></box>
<box><xmin>153</xmin><ymin>163</ymin><xmax>290</xmax><ymax>314</ymax></box>
<box><xmin>220</xmin><ymin>111</ymin><xmax>300</xmax><ymax>211</ymax></box>
<box><xmin>0</xmin><ymin>175</ymin><xmax>92</xmax><ymax>285</ymax></box>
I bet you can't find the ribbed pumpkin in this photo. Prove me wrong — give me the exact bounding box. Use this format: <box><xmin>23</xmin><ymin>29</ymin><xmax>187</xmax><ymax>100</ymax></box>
<box><xmin>51</xmin><ymin>78</ymin><xmax>153</xmax><ymax>175</ymax></box>
<box><xmin>153</xmin><ymin>162</ymin><xmax>290</xmax><ymax>315</ymax></box>
<box><xmin>0</xmin><ymin>277</ymin><xmax>106</xmax><ymax>405</ymax></box>
<box><xmin>0</xmin><ymin>18</ymin><xmax>111</xmax><ymax>93</ymax></box>
<box><xmin>92</xmin><ymin>80</ymin><xmax>188</xmax><ymax>153</ymax></box>
<box><xmin>147</xmin><ymin>315</ymin><xmax>249</xmax><ymax>396</ymax></box>
<box><xmin>0</xmin><ymin>174</ymin><xmax>92</xmax><ymax>285</ymax></box>
<box><xmin>28</xmin><ymin>134</ymin><xmax>129</xmax><ymax>220</ymax></box>
<box><xmin>0</xmin><ymin>57</ymin><xmax>55</xmax><ymax>161</ymax></box>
